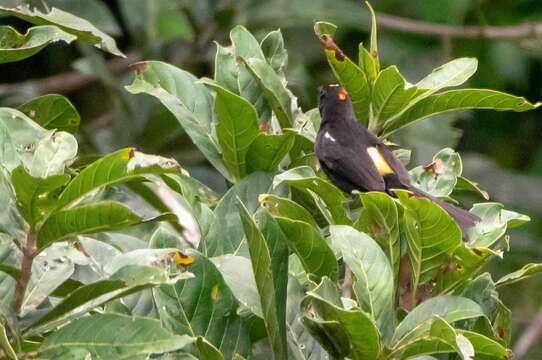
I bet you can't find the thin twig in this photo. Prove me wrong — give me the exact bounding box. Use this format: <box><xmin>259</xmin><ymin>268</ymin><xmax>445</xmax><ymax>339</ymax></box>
<box><xmin>10</xmin><ymin>232</ymin><xmax>36</xmax><ymax>315</ymax></box>
<box><xmin>342</xmin><ymin>267</ymin><xmax>353</xmax><ymax>299</ymax></box>
<box><xmin>513</xmin><ymin>307</ymin><xmax>542</xmax><ymax>358</ymax></box>
<box><xmin>0</xmin><ymin>52</ymin><xmax>139</xmax><ymax>97</ymax></box>
<box><xmin>374</xmin><ymin>11</ymin><xmax>542</xmax><ymax>39</ymax></box>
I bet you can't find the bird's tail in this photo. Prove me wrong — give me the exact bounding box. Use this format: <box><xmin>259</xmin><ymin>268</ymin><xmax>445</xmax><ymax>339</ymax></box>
<box><xmin>408</xmin><ymin>187</ymin><xmax>480</xmax><ymax>231</ymax></box>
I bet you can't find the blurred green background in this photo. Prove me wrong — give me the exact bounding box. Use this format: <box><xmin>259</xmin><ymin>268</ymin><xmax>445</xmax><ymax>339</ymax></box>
<box><xmin>1</xmin><ymin>0</ymin><xmax>541</xmax><ymax>358</ymax></box>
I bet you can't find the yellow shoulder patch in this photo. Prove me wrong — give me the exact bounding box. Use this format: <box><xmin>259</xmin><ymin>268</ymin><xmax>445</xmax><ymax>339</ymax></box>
<box><xmin>367</xmin><ymin>147</ymin><xmax>394</xmax><ymax>175</ymax></box>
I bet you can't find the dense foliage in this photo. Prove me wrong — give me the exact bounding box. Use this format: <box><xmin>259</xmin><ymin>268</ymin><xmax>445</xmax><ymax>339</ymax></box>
<box><xmin>1</xmin><ymin>1</ymin><xmax>542</xmax><ymax>359</ymax></box>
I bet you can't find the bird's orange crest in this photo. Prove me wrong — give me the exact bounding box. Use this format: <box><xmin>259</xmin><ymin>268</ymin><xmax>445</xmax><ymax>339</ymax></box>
<box><xmin>337</xmin><ymin>87</ymin><xmax>348</xmax><ymax>101</ymax></box>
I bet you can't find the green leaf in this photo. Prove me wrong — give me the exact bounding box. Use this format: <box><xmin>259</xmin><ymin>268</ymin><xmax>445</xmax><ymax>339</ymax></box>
<box><xmin>496</xmin><ymin>263</ymin><xmax>542</xmax><ymax>288</ymax></box>
<box><xmin>207</xmin><ymin>82</ymin><xmax>259</xmax><ymax>181</ymax></box>
<box><xmin>459</xmin><ymin>330</ymin><xmax>510</xmax><ymax>358</ymax></box>
<box><xmin>40</xmin><ymin>313</ymin><xmax>193</xmax><ymax>358</ymax></box>
<box><xmin>29</xmin><ymin>130</ymin><xmax>78</xmax><ymax>178</ymax></box>
<box><xmin>246</xmin><ymin>133</ymin><xmax>294</xmax><ymax>173</ymax></box>
<box><xmin>324</xmin><ymin>48</ymin><xmax>371</xmax><ymax>125</ymax></box>
<box><xmin>0</xmin><ymin>321</ymin><xmax>17</xmax><ymax>360</ymax></box>
<box><xmin>0</xmin><ymin>5</ymin><xmax>124</xmax><ymax>56</ymax></box>
<box><xmin>366</xmin><ymin>1</ymin><xmax>379</xmax><ymax>67</ymax></box>
<box><xmin>260</xmin><ymin>30</ymin><xmax>288</xmax><ymax>75</ymax></box>
<box><xmin>214</xmin><ymin>43</ymin><xmax>238</xmax><ymax>93</ymax></box>
<box><xmin>274</xmin><ymin>166</ymin><xmax>349</xmax><ymax>225</ymax></box>
<box><xmin>0</xmin><ymin>25</ymin><xmax>75</xmax><ymax>64</ymax></box>
<box><xmin>275</xmin><ymin>217</ymin><xmax>338</xmax><ymax>282</ymax></box>
<box><xmin>433</xmin><ymin>244</ymin><xmax>492</xmax><ymax>295</ymax></box>
<box><xmin>391</xmin><ymin>296</ymin><xmax>484</xmax><ymax>348</ymax></box>
<box><xmin>354</xmin><ymin>192</ymin><xmax>400</xmax><ymax>279</ymax></box>
<box><xmin>313</xmin><ymin>21</ymin><xmax>337</xmax><ymax>38</ymax></box>
<box><xmin>328</xmin><ymin>225</ymin><xmax>395</xmax><ymax>344</ymax></box>
<box><xmin>382</xmin><ymin>89</ymin><xmax>540</xmax><ymax>136</ymax></box>
<box><xmin>396</xmin><ymin>190</ymin><xmax>462</xmax><ymax>293</ymax></box>
<box><xmin>238</xmin><ymin>203</ymin><xmax>288</xmax><ymax>359</ymax></box>
<box><xmin>204</xmin><ymin>172</ymin><xmax>273</xmax><ymax>257</ymax></box>
<box><xmin>18</xmin><ymin>94</ymin><xmax>80</xmax><ymax>133</ymax></box>
<box><xmin>57</xmin><ymin>148</ymin><xmax>181</xmax><ymax>209</ymax></box>
<box><xmin>409</xmin><ymin>148</ymin><xmax>462</xmax><ymax>197</ymax></box>
<box><xmin>11</xmin><ymin>166</ymin><xmax>69</xmax><ymax>229</ymax></box>
<box><xmin>154</xmin><ymin>251</ymin><xmax>251</xmax><ymax>359</ymax></box>
<box><xmin>467</xmin><ymin>203</ymin><xmax>530</xmax><ymax>248</ymax></box>
<box><xmin>19</xmin><ymin>246</ymin><xmax>76</xmax><ymax>316</ymax></box>
<box><xmin>371</xmin><ymin>66</ymin><xmax>421</xmax><ymax>129</ymax></box>
<box><xmin>259</xmin><ymin>193</ymin><xmax>318</xmax><ymax>228</ymax></box>
<box><xmin>0</xmin><ymin>168</ymin><xmax>25</xmax><ymax>239</ymax></box>
<box><xmin>230</xmin><ymin>25</ymin><xmax>270</xmax><ymax>122</ymax></box>
<box><xmin>125</xmin><ymin>61</ymin><xmax>228</xmax><ymax>180</ymax></box>
<box><xmin>358</xmin><ymin>43</ymin><xmax>378</xmax><ymax>84</ymax></box>
<box><xmin>286</xmin><ymin>277</ymin><xmax>327</xmax><ymax>359</ymax></box>
<box><xmin>454</xmin><ymin>176</ymin><xmax>489</xmax><ymax>200</ymax></box>
<box><xmin>304</xmin><ymin>277</ymin><xmax>381</xmax><ymax>360</ymax></box>
<box><xmin>210</xmin><ymin>255</ymin><xmax>262</xmax><ymax>317</ymax></box>
<box><xmin>37</xmin><ymin>201</ymin><xmax>174</xmax><ymax>249</ymax></box>
<box><xmin>416</xmin><ymin>58</ymin><xmax>478</xmax><ymax>92</ymax></box>
<box><xmin>240</xmin><ymin>57</ymin><xmax>293</xmax><ymax>129</ymax></box>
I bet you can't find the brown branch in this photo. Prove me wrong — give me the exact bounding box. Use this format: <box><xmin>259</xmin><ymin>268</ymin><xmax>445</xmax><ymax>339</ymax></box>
<box><xmin>374</xmin><ymin>12</ymin><xmax>542</xmax><ymax>39</ymax></box>
<box><xmin>341</xmin><ymin>267</ymin><xmax>353</xmax><ymax>299</ymax></box>
<box><xmin>513</xmin><ymin>307</ymin><xmax>542</xmax><ymax>358</ymax></box>
<box><xmin>11</xmin><ymin>232</ymin><xmax>36</xmax><ymax>315</ymax></box>
<box><xmin>0</xmin><ymin>52</ymin><xmax>139</xmax><ymax>97</ymax></box>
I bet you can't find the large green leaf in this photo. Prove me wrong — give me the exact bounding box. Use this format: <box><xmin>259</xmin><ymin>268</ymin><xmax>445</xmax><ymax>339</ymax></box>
<box><xmin>329</xmin><ymin>225</ymin><xmax>395</xmax><ymax>344</ymax></box>
<box><xmin>154</xmin><ymin>251</ymin><xmax>251</xmax><ymax>359</ymax></box>
<box><xmin>246</xmin><ymin>133</ymin><xmax>294</xmax><ymax>173</ymax></box>
<box><xmin>0</xmin><ymin>5</ymin><xmax>123</xmax><ymax>56</ymax></box>
<box><xmin>230</xmin><ymin>25</ymin><xmax>270</xmax><ymax>122</ymax></box>
<box><xmin>210</xmin><ymin>254</ymin><xmax>262</xmax><ymax>318</ymax></box>
<box><xmin>125</xmin><ymin>61</ymin><xmax>228</xmax><ymax>179</ymax></box>
<box><xmin>18</xmin><ymin>94</ymin><xmax>80</xmax><ymax>133</ymax></box>
<box><xmin>11</xmin><ymin>166</ymin><xmax>69</xmax><ymax>230</ymax></box>
<box><xmin>396</xmin><ymin>190</ymin><xmax>462</xmax><ymax>295</ymax></box>
<box><xmin>37</xmin><ymin>201</ymin><xmax>174</xmax><ymax>249</ymax></box>
<box><xmin>204</xmin><ymin>172</ymin><xmax>274</xmax><ymax>257</ymax></box>
<box><xmin>0</xmin><ymin>25</ymin><xmax>75</xmax><ymax>63</ymax></box>
<box><xmin>433</xmin><ymin>244</ymin><xmax>492</xmax><ymax>295</ymax></box>
<box><xmin>382</xmin><ymin>89</ymin><xmax>540</xmax><ymax>136</ymax></box>
<box><xmin>40</xmin><ymin>313</ymin><xmax>193</xmax><ymax>358</ymax></box>
<box><xmin>240</xmin><ymin>57</ymin><xmax>293</xmax><ymax>129</ymax></box>
<box><xmin>260</xmin><ymin>29</ymin><xmax>288</xmax><ymax>75</ymax></box>
<box><xmin>259</xmin><ymin>194</ymin><xmax>318</xmax><ymax>228</ymax></box>
<box><xmin>56</xmin><ymin>148</ymin><xmax>181</xmax><ymax>209</ymax></box>
<box><xmin>354</xmin><ymin>192</ymin><xmax>400</xmax><ymax>279</ymax></box>
<box><xmin>286</xmin><ymin>277</ymin><xmax>327</xmax><ymax>360</ymax></box>
<box><xmin>304</xmin><ymin>278</ymin><xmax>381</xmax><ymax>360</ymax></box>
<box><xmin>207</xmin><ymin>82</ymin><xmax>259</xmax><ymax>181</ymax></box>
<box><xmin>467</xmin><ymin>203</ymin><xmax>530</xmax><ymax>248</ymax></box>
<box><xmin>19</xmin><ymin>246</ymin><xmax>76</xmax><ymax>316</ymax></box>
<box><xmin>0</xmin><ymin>168</ymin><xmax>25</xmax><ymax>239</ymax></box>
<box><xmin>274</xmin><ymin>166</ymin><xmax>349</xmax><ymax>225</ymax></box>
<box><xmin>409</xmin><ymin>148</ymin><xmax>462</xmax><ymax>197</ymax></box>
<box><xmin>496</xmin><ymin>263</ymin><xmax>542</xmax><ymax>288</ymax></box>
<box><xmin>275</xmin><ymin>217</ymin><xmax>337</xmax><ymax>282</ymax></box>
<box><xmin>391</xmin><ymin>296</ymin><xmax>484</xmax><ymax>349</ymax></box>
<box><xmin>371</xmin><ymin>66</ymin><xmax>421</xmax><ymax>128</ymax></box>
<box><xmin>238</xmin><ymin>203</ymin><xmax>288</xmax><ymax>359</ymax></box>
<box><xmin>214</xmin><ymin>43</ymin><xmax>238</xmax><ymax>93</ymax></box>
<box><xmin>416</xmin><ymin>58</ymin><xmax>478</xmax><ymax>92</ymax></box>
<box><xmin>0</xmin><ymin>108</ymin><xmax>77</xmax><ymax>176</ymax></box>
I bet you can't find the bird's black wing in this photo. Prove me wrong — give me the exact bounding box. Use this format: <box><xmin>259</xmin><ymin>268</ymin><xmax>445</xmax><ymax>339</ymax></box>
<box><xmin>317</xmin><ymin>138</ymin><xmax>386</xmax><ymax>192</ymax></box>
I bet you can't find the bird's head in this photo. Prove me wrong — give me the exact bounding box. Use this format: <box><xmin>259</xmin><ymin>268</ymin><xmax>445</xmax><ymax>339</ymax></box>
<box><xmin>318</xmin><ymin>84</ymin><xmax>354</xmax><ymax>123</ymax></box>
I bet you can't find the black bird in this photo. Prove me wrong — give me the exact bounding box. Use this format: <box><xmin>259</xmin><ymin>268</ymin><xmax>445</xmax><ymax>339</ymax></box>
<box><xmin>315</xmin><ymin>85</ymin><xmax>480</xmax><ymax>230</ymax></box>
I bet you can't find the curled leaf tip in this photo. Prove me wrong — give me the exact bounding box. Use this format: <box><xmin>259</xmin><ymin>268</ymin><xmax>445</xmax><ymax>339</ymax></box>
<box><xmin>130</xmin><ymin>61</ymin><xmax>148</xmax><ymax>75</ymax></box>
